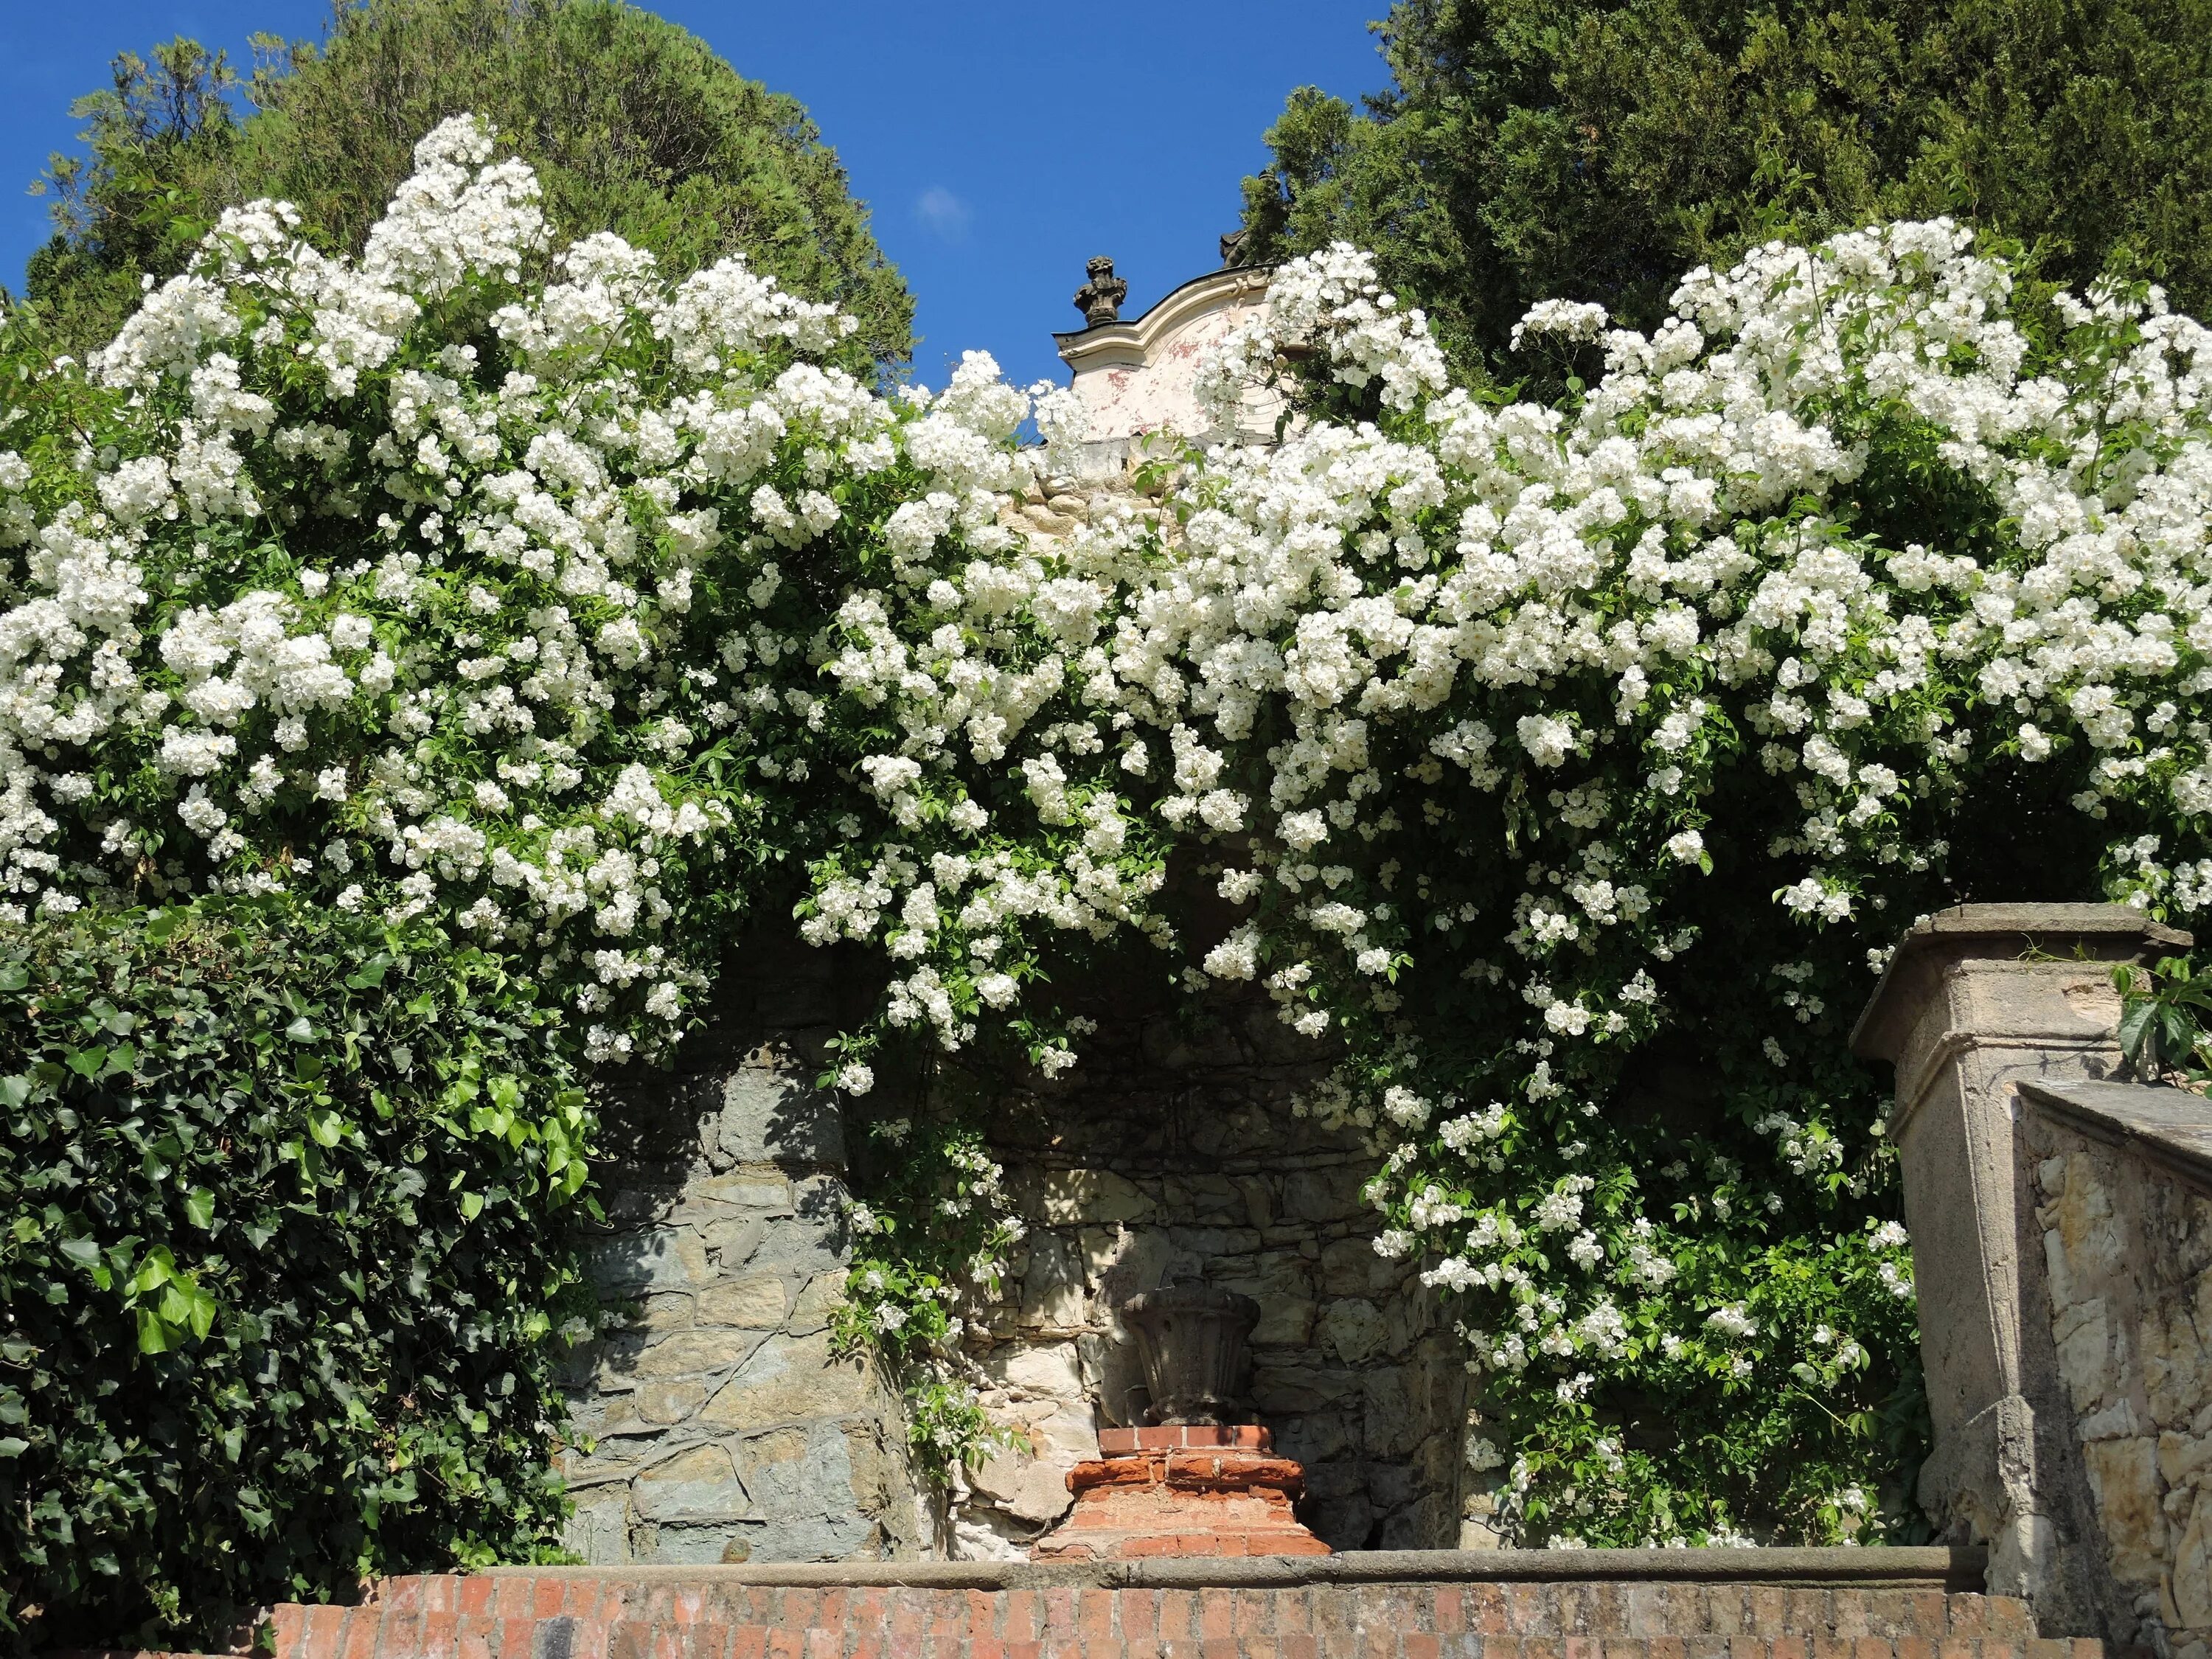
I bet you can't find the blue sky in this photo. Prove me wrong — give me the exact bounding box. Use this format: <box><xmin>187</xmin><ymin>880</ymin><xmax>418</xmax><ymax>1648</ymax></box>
<box><xmin>0</xmin><ymin>1</ymin><xmax>1391</xmax><ymax>390</ymax></box>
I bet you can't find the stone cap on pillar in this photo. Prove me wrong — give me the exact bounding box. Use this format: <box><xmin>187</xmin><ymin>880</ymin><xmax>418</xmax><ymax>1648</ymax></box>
<box><xmin>1851</xmin><ymin>902</ymin><xmax>2191</xmax><ymax>1066</ymax></box>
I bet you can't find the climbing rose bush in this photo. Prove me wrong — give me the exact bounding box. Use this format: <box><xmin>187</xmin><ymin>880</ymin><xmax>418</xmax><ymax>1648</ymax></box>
<box><xmin>0</xmin><ymin>115</ymin><xmax>1138</xmax><ymax>1077</ymax></box>
<box><xmin>7</xmin><ymin>116</ymin><xmax>2212</xmax><ymax>1545</ymax></box>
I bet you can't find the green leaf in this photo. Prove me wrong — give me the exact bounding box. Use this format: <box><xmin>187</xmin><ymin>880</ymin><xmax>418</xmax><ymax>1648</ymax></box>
<box><xmin>184</xmin><ymin>1188</ymin><xmax>215</xmax><ymax>1230</ymax></box>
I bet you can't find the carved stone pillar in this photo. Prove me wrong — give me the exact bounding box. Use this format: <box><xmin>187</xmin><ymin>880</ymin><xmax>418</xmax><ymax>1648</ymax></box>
<box><xmin>1851</xmin><ymin>902</ymin><xmax>2188</xmax><ymax>1630</ymax></box>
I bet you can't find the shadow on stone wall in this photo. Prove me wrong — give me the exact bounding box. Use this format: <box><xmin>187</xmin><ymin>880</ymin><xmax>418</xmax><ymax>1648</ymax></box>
<box><xmin>935</xmin><ymin>954</ymin><xmax>1467</xmax><ymax>1558</ymax></box>
<box><xmin>564</xmin><ymin>928</ymin><xmax>1464</xmax><ymax>1563</ymax></box>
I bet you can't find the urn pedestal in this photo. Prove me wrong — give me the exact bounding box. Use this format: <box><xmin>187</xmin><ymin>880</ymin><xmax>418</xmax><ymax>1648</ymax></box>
<box><xmin>1030</xmin><ymin>1425</ymin><xmax>1330</xmax><ymax>1560</ymax></box>
<box><xmin>1029</xmin><ymin>1279</ymin><xmax>1331</xmax><ymax>1560</ymax></box>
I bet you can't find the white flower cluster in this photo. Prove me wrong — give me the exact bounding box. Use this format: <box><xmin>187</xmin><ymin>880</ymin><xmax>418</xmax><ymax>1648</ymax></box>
<box><xmin>0</xmin><ymin>116</ymin><xmax>1138</xmax><ymax>1064</ymax></box>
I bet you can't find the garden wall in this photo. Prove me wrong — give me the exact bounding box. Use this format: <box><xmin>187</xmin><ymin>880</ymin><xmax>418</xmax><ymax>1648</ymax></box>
<box><xmin>2020</xmin><ymin>1079</ymin><xmax>2212</xmax><ymax>1659</ymax></box>
<box><xmin>561</xmin><ymin>937</ymin><xmax>1467</xmax><ymax>1562</ymax></box>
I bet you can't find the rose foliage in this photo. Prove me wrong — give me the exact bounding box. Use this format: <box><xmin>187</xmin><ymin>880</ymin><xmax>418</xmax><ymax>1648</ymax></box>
<box><xmin>6</xmin><ymin>114</ymin><xmax>2212</xmax><ymax>1584</ymax></box>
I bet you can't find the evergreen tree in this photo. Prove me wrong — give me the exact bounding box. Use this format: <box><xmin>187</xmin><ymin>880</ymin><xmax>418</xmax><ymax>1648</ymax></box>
<box><xmin>1237</xmin><ymin>0</ymin><xmax>2212</xmax><ymax>375</ymax></box>
<box><xmin>22</xmin><ymin>0</ymin><xmax>912</xmax><ymax>369</ymax></box>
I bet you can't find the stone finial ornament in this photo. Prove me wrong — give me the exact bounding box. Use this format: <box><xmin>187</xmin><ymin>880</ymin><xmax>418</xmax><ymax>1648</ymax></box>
<box><xmin>1074</xmin><ymin>256</ymin><xmax>1128</xmax><ymax>326</ymax></box>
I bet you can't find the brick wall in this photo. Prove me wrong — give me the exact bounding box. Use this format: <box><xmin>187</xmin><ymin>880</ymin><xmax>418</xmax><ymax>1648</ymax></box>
<box><xmin>243</xmin><ymin>1557</ymin><xmax>2054</xmax><ymax>1659</ymax></box>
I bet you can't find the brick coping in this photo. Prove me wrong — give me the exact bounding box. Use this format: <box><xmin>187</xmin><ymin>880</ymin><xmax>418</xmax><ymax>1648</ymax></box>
<box><xmin>471</xmin><ymin>1545</ymin><xmax>1986</xmax><ymax>1593</ymax></box>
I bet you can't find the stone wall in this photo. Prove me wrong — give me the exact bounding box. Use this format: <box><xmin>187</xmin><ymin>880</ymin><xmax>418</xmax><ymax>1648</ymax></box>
<box><xmin>563</xmin><ymin>919</ymin><xmax>1465</xmax><ymax>1564</ymax></box>
<box><xmin>560</xmin><ymin>945</ymin><xmax>928</xmax><ymax>1565</ymax></box>
<box><xmin>943</xmin><ymin>978</ymin><xmax>1467</xmax><ymax>1559</ymax></box>
<box><xmin>2021</xmin><ymin>1080</ymin><xmax>2212</xmax><ymax>1659</ymax></box>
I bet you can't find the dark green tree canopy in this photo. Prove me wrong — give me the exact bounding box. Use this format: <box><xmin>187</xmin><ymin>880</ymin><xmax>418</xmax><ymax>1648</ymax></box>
<box><xmin>23</xmin><ymin>0</ymin><xmax>913</xmax><ymax>369</ymax></box>
<box><xmin>1237</xmin><ymin>0</ymin><xmax>2212</xmax><ymax>376</ymax></box>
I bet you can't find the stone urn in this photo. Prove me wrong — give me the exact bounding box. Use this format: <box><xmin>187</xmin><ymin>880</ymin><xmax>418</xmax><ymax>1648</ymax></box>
<box><xmin>1119</xmin><ymin>1276</ymin><xmax>1259</xmax><ymax>1425</ymax></box>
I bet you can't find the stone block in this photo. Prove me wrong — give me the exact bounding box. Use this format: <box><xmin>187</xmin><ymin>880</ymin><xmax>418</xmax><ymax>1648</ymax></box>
<box><xmin>1249</xmin><ymin>1364</ymin><xmax>1359</xmax><ymax>1415</ymax></box>
<box><xmin>747</xmin><ymin>1214</ymin><xmax>849</xmax><ymax>1281</ymax></box>
<box><xmin>1028</xmin><ymin>1167</ymin><xmax>1156</xmax><ymax>1225</ymax></box>
<box><xmin>698</xmin><ymin>1216</ymin><xmax>767</xmax><ymax>1269</ymax></box>
<box><xmin>697</xmin><ymin>1276</ymin><xmax>788</xmax><ymax>1329</ymax></box>
<box><xmin>1160</xmin><ymin>1174</ymin><xmax>1246</xmax><ymax>1226</ymax></box>
<box><xmin>785</xmin><ymin>1270</ymin><xmax>844</xmax><ymax>1335</ymax></box>
<box><xmin>1214</xmin><ymin>1251</ymin><xmax>1315</xmax><ymax>1346</ymax></box>
<box><xmin>1284</xmin><ymin>1166</ymin><xmax>1365</xmax><ymax>1224</ymax></box>
<box><xmin>699</xmin><ymin>1329</ymin><xmax>876</xmax><ymax>1430</ymax></box>
<box><xmin>2147</xmin><ymin>1298</ymin><xmax>2212</xmax><ymax>1428</ymax></box>
<box><xmin>1318</xmin><ymin>1297</ymin><xmax>1388</xmax><ymax>1366</ymax></box>
<box><xmin>1319</xmin><ymin>1235</ymin><xmax>1401</xmax><ymax>1298</ymax></box>
<box><xmin>971</xmin><ymin>1442</ymin><xmax>1080</xmax><ymax>1525</ymax></box>
<box><xmin>563</xmin><ymin>1491</ymin><xmax>634</xmax><ymax>1565</ymax></box>
<box><xmin>2084</xmin><ymin>1436</ymin><xmax>2169</xmax><ymax>1584</ymax></box>
<box><xmin>2176</xmin><ymin>1487</ymin><xmax>2212</xmax><ymax>1627</ymax></box>
<box><xmin>2163</xmin><ymin>1430</ymin><xmax>2212</xmax><ymax>1488</ymax></box>
<box><xmin>2052</xmin><ymin>1296</ymin><xmax>2112</xmax><ymax>1413</ymax></box>
<box><xmin>734</xmin><ymin>1421</ymin><xmax>862</xmax><ymax>1521</ymax></box>
<box><xmin>1236</xmin><ymin>1177</ymin><xmax>1275</xmax><ymax>1229</ymax></box>
<box><xmin>636</xmin><ymin>1290</ymin><xmax>695</xmax><ymax>1330</ymax></box>
<box><xmin>646</xmin><ymin>1521</ymin><xmax>760</xmax><ymax>1565</ymax></box>
<box><xmin>1092</xmin><ymin>1228</ymin><xmax>1175</xmax><ymax>1322</ymax></box>
<box><xmin>717</xmin><ymin>1063</ymin><xmax>844</xmax><ymax>1166</ymax></box>
<box><xmin>998</xmin><ymin>1340</ymin><xmax>1086</xmax><ymax>1401</ymax></box>
<box><xmin>632</xmin><ymin>1327</ymin><xmax>761</xmax><ymax>1380</ymax></box>
<box><xmin>631</xmin><ymin>1444</ymin><xmax>751</xmax><ymax>1523</ymax></box>
<box><xmin>744</xmin><ymin>1510</ymin><xmax>883</xmax><ymax>1562</ymax></box>
<box><xmin>1363</xmin><ymin>1368</ymin><xmax>1422</xmax><ymax>1459</ymax></box>
<box><xmin>589</xmin><ymin>1229</ymin><xmax>712</xmax><ymax>1292</ymax></box>
<box><xmin>688</xmin><ymin>1173</ymin><xmax>796</xmax><ymax>1215</ymax></box>
<box><xmin>633</xmin><ymin>1380</ymin><xmax>709</xmax><ymax>1425</ymax></box>
<box><xmin>1273</xmin><ymin>1410</ymin><xmax>1354</xmax><ymax>1467</ymax></box>
<box><xmin>1019</xmin><ymin>1230</ymin><xmax>1087</xmax><ymax>1329</ymax></box>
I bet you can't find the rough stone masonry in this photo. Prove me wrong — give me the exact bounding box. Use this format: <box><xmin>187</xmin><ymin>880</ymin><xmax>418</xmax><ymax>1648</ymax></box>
<box><xmin>558</xmin><ymin>942</ymin><xmax>928</xmax><ymax>1565</ymax></box>
<box><xmin>559</xmin><ymin>923</ymin><xmax>1467</xmax><ymax>1565</ymax></box>
<box><xmin>1856</xmin><ymin>902</ymin><xmax>2212</xmax><ymax>1658</ymax></box>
